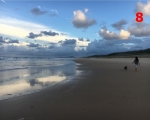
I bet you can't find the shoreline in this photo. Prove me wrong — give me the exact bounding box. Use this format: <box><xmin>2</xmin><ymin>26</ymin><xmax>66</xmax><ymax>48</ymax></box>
<box><xmin>0</xmin><ymin>60</ymin><xmax>81</xmax><ymax>101</ymax></box>
<box><xmin>0</xmin><ymin>58</ymin><xmax>150</xmax><ymax>120</ymax></box>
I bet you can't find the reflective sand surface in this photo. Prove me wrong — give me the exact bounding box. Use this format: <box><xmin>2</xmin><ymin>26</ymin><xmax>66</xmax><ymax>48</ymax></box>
<box><xmin>0</xmin><ymin>61</ymin><xmax>80</xmax><ymax>100</ymax></box>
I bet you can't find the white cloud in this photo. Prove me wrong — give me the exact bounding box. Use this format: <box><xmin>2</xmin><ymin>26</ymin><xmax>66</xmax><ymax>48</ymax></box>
<box><xmin>0</xmin><ymin>17</ymin><xmax>77</xmax><ymax>43</ymax></box>
<box><xmin>76</xmin><ymin>40</ymin><xmax>89</xmax><ymax>47</ymax></box>
<box><xmin>86</xmin><ymin>40</ymin><xmax>128</xmax><ymax>55</ymax></box>
<box><xmin>55</xmin><ymin>10</ymin><xmax>58</xmax><ymax>14</ymax></box>
<box><xmin>50</xmin><ymin>9</ymin><xmax>58</xmax><ymax>14</ymax></box>
<box><xmin>0</xmin><ymin>17</ymin><xmax>48</xmax><ymax>32</ymax></box>
<box><xmin>38</xmin><ymin>6</ymin><xmax>41</xmax><ymax>9</ymax></box>
<box><xmin>0</xmin><ymin>35</ymin><xmax>149</xmax><ymax>57</ymax></box>
<box><xmin>128</xmin><ymin>22</ymin><xmax>150</xmax><ymax>37</ymax></box>
<box><xmin>134</xmin><ymin>1</ymin><xmax>150</xmax><ymax>16</ymax></box>
<box><xmin>85</xmin><ymin>37</ymin><xmax>150</xmax><ymax>56</ymax></box>
<box><xmin>85</xmin><ymin>8</ymin><xmax>88</xmax><ymax>13</ymax></box>
<box><xmin>72</xmin><ymin>10</ymin><xmax>97</xmax><ymax>29</ymax></box>
<box><xmin>30</xmin><ymin>8</ymin><xmax>47</xmax><ymax>16</ymax></box>
<box><xmin>99</xmin><ymin>27</ymin><xmax>130</xmax><ymax>40</ymax></box>
<box><xmin>111</xmin><ymin>19</ymin><xmax>128</xmax><ymax>30</ymax></box>
<box><xmin>120</xmin><ymin>29</ymin><xmax>131</xmax><ymax>39</ymax></box>
<box><xmin>0</xmin><ymin>23</ymin><xmax>31</xmax><ymax>38</ymax></box>
<box><xmin>20</xmin><ymin>42</ymin><xmax>29</xmax><ymax>46</ymax></box>
<box><xmin>1</xmin><ymin>0</ymin><xmax>5</xmax><ymax>2</ymax></box>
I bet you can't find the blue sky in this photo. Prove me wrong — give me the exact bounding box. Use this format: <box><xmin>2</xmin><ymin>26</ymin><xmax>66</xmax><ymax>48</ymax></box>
<box><xmin>0</xmin><ymin>0</ymin><xmax>150</xmax><ymax>57</ymax></box>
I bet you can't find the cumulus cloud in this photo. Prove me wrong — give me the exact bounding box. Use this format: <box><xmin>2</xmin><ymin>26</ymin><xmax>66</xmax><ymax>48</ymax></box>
<box><xmin>27</xmin><ymin>30</ymin><xmax>59</xmax><ymax>39</ymax></box>
<box><xmin>111</xmin><ymin>19</ymin><xmax>128</xmax><ymax>30</ymax></box>
<box><xmin>8</xmin><ymin>39</ymin><xmax>19</xmax><ymax>43</ymax></box>
<box><xmin>128</xmin><ymin>22</ymin><xmax>150</xmax><ymax>37</ymax></box>
<box><xmin>72</xmin><ymin>10</ymin><xmax>97</xmax><ymax>29</ymax></box>
<box><xmin>78</xmin><ymin>37</ymin><xmax>84</xmax><ymax>41</ymax></box>
<box><xmin>85</xmin><ymin>40</ymin><xmax>128</xmax><ymax>55</ymax></box>
<box><xmin>78</xmin><ymin>37</ymin><xmax>90</xmax><ymax>42</ymax></box>
<box><xmin>99</xmin><ymin>27</ymin><xmax>130</xmax><ymax>40</ymax></box>
<box><xmin>48</xmin><ymin>45</ymin><xmax>55</xmax><ymax>49</ymax></box>
<box><xmin>120</xmin><ymin>30</ymin><xmax>131</xmax><ymax>39</ymax></box>
<box><xmin>27</xmin><ymin>43</ymin><xmax>40</xmax><ymax>47</ymax></box>
<box><xmin>85</xmin><ymin>38</ymin><xmax>150</xmax><ymax>56</ymax></box>
<box><xmin>86</xmin><ymin>38</ymin><xmax>90</xmax><ymax>41</ymax></box>
<box><xmin>0</xmin><ymin>36</ymin><xmax>20</xmax><ymax>44</ymax></box>
<box><xmin>30</xmin><ymin>8</ymin><xmax>47</xmax><ymax>16</ymax></box>
<box><xmin>0</xmin><ymin>36</ymin><xmax>149</xmax><ymax>58</ymax></box>
<box><xmin>60</xmin><ymin>33</ymin><xmax>67</xmax><ymax>36</ymax></box>
<box><xmin>0</xmin><ymin>36</ymin><xmax>6</xmax><ymax>43</ymax></box>
<box><xmin>27</xmin><ymin>32</ymin><xmax>42</xmax><ymax>39</ymax></box>
<box><xmin>134</xmin><ymin>1</ymin><xmax>150</xmax><ymax>16</ymax></box>
<box><xmin>41</xmin><ymin>30</ymin><xmax>59</xmax><ymax>36</ymax></box>
<box><xmin>59</xmin><ymin>39</ymin><xmax>76</xmax><ymax>46</ymax></box>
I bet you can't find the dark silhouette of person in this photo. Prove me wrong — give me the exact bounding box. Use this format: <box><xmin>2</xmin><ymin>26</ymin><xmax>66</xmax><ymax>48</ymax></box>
<box><xmin>132</xmin><ymin>56</ymin><xmax>140</xmax><ymax>72</ymax></box>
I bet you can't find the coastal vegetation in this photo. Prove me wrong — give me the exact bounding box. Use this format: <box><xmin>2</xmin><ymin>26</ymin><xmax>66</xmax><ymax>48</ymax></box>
<box><xmin>87</xmin><ymin>48</ymin><xmax>150</xmax><ymax>58</ymax></box>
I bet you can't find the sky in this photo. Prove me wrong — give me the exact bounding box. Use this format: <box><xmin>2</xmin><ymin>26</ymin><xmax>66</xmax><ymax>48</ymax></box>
<box><xmin>0</xmin><ymin>0</ymin><xmax>150</xmax><ymax>57</ymax></box>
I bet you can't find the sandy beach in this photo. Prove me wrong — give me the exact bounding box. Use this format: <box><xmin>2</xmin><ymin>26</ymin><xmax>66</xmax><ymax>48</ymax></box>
<box><xmin>0</xmin><ymin>58</ymin><xmax>150</xmax><ymax>120</ymax></box>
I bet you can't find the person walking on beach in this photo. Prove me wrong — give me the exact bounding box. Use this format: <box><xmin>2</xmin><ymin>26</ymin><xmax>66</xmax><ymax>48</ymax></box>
<box><xmin>132</xmin><ymin>56</ymin><xmax>140</xmax><ymax>72</ymax></box>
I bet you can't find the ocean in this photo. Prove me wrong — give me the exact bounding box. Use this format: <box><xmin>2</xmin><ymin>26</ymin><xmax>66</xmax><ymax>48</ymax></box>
<box><xmin>0</xmin><ymin>57</ymin><xmax>81</xmax><ymax>101</ymax></box>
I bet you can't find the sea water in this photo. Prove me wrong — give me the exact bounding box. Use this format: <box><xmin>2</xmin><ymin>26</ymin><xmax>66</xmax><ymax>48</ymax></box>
<box><xmin>0</xmin><ymin>58</ymin><xmax>81</xmax><ymax>101</ymax></box>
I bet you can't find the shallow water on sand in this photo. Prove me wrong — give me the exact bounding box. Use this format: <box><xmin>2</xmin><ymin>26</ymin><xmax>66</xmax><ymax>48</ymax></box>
<box><xmin>0</xmin><ymin>59</ymin><xmax>81</xmax><ymax>101</ymax></box>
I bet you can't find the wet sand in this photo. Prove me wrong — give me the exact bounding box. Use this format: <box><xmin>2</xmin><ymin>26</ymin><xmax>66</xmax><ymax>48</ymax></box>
<box><xmin>0</xmin><ymin>61</ymin><xmax>79</xmax><ymax>101</ymax></box>
<box><xmin>0</xmin><ymin>58</ymin><xmax>150</xmax><ymax>120</ymax></box>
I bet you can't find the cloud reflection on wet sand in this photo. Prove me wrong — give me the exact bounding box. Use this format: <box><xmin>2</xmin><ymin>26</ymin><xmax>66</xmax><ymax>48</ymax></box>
<box><xmin>0</xmin><ymin>62</ymin><xmax>80</xmax><ymax>101</ymax></box>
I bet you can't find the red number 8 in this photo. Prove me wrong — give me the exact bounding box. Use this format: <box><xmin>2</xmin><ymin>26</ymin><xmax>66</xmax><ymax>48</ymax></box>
<box><xmin>136</xmin><ymin>12</ymin><xmax>143</xmax><ymax>22</ymax></box>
